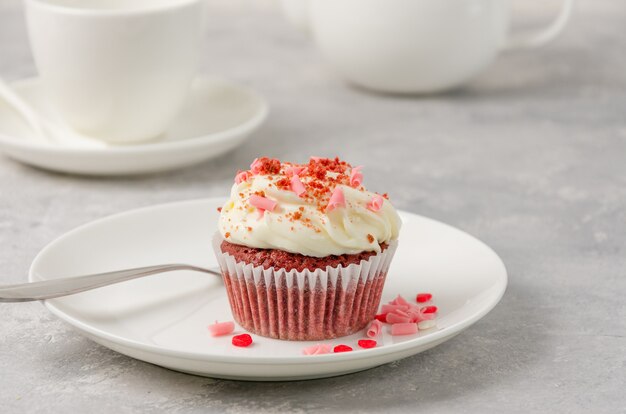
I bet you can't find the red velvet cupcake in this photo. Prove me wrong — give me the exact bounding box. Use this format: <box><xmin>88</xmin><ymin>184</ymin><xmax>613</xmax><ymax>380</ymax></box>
<box><xmin>213</xmin><ymin>157</ymin><xmax>401</xmax><ymax>340</ymax></box>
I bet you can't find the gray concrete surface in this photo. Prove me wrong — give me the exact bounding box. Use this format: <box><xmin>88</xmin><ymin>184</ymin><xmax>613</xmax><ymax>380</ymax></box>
<box><xmin>1</xmin><ymin>1</ymin><xmax>625</xmax><ymax>413</ymax></box>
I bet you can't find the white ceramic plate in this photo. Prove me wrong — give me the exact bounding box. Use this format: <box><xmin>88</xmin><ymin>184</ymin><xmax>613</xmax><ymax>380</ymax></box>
<box><xmin>0</xmin><ymin>77</ymin><xmax>268</xmax><ymax>175</ymax></box>
<box><xmin>29</xmin><ymin>198</ymin><xmax>507</xmax><ymax>381</ymax></box>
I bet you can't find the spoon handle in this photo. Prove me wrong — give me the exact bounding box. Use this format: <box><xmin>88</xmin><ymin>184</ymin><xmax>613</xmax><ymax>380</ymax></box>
<box><xmin>0</xmin><ymin>77</ymin><xmax>45</xmax><ymax>137</ymax></box>
<box><xmin>0</xmin><ymin>264</ymin><xmax>221</xmax><ymax>302</ymax></box>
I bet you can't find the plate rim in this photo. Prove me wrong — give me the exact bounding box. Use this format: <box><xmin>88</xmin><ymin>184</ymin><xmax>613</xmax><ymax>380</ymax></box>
<box><xmin>29</xmin><ymin>197</ymin><xmax>508</xmax><ymax>365</ymax></box>
<box><xmin>0</xmin><ymin>76</ymin><xmax>269</xmax><ymax>155</ymax></box>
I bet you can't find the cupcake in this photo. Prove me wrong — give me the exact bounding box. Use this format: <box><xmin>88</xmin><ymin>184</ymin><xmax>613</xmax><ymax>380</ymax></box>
<box><xmin>213</xmin><ymin>156</ymin><xmax>402</xmax><ymax>340</ymax></box>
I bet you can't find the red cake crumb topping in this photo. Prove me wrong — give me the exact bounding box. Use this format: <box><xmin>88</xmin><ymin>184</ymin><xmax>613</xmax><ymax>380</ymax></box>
<box><xmin>234</xmin><ymin>156</ymin><xmax>390</xmax><ymax>213</ymax></box>
<box><xmin>251</xmin><ymin>157</ymin><xmax>282</xmax><ymax>175</ymax></box>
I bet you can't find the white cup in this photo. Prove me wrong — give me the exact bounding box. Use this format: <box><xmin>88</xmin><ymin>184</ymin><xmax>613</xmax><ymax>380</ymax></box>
<box><xmin>282</xmin><ymin>0</ymin><xmax>574</xmax><ymax>94</ymax></box>
<box><xmin>25</xmin><ymin>0</ymin><xmax>206</xmax><ymax>144</ymax></box>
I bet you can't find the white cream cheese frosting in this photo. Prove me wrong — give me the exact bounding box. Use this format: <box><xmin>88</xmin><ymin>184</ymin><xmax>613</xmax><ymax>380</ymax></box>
<box><xmin>219</xmin><ymin>157</ymin><xmax>402</xmax><ymax>257</ymax></box>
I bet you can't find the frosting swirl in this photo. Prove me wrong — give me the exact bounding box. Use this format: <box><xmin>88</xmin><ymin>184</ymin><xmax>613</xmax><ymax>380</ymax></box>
<box><xmin>219</xmin><ymin>157</ymin><xmax>402</xmax><ymax>257</ymax></box>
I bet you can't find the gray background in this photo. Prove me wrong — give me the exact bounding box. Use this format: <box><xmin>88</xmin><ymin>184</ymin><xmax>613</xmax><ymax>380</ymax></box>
<box><xmin>1</xmin><ymin>1</ymin><xmax>625</xmax><ymax>412</ymax></box>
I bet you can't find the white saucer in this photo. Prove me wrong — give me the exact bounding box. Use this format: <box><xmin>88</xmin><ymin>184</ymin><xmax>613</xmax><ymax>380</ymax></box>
<box><xmin>0</xmin><ymin>77</ymin><xmax>268</xmax><ymax>175</ymax></box>
<box><xmin>29</xmin><ymin>198</ymin><xmax>507</xmax><ymax>381</ymax></box>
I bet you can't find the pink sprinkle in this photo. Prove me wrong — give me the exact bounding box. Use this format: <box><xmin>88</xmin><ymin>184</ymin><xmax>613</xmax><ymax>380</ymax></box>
<box><xmin>391</xmin><ymin>323</ymin><xmax>418</xmax><ymax>336</ymax></box>
<box><xmin>310</xmin><ymin>156</ymin><xmax>323</xmax><ymax>161</ymax></box>
<box><xmin>411</xmin><ymin>309</ymin><xmax>437</xmax><ymax>323</ymax></box>
<box><xmin>250</xmin><ymin>158</ymin><xmax>264</xmax><ymax>174</ymax></box>
<box><xmin>257</xmin><ymin>209</ymin><xmax>265</xmax><ymax>220</ymax></box>
<box><xmin>249</xmin><ymin>195</ymin><xmax>277</xmax><ymax>212</ymax></box>
<box><xmin>390</xmin><ymin>295</ymin><xmax>411</xmax><ymax>307</ymax></box>
<box><xmin>326</xmin><ymin>187</ymin><xmax>346</xmax><ymax>212</ymax></box>
<box><xmin>393</xmin><ymin>308</ymin><xmax>411</xmax><ymax>318</ymax></box>
<box><xmin>386</xmin><ymin>312</ymin><xmax>412</xmax><ymax>324</ymax></box>
<box><xmin>407</xmin><ymin>308</ymin><xmax>424</xmax><ymax>323</ymax></box>
<box><xmin>367</xmin><ymin>319</ymin><xmax>384</xmax><ymax>338</ymax></box>
<box><xmin>207</xmin><ymin>321</ymin><xmax>235</xmax><ymax>337</ymax></box>
<box><xmin>302</xmin><ymin>343</ymin><xmax>332</xmax><ymax>355</ymax></box>
<box><xmin>381</xmin><ymin>304</ymin><xmax>410</xmax><ymax>314</ymax></box>
<box><xmin>367</xmin><ymin>194</ymin><xmax>385</xmax><ymax>212</ymax></box>
<box><xmin>290</xmin><ymin>175</ymin><xmax>306</xmax><ymax>196</ymax></box>
<box><xmin>286</xmin><ymin>166</ymin><xmax>306</xmax><ymax>177</ymax></box>
<box><xmin>407</xmin><ymin>305</ymin><xmax>436</xmax><ymax>323</ymax></box>
<box><xmin>350</xmin><ymin>166</ymin><xmax>363</xmax><ymax>187</ymax></box>
<box><xmin>234</xmin><ymin>170</ymin><xmax>251</xmax><ymax>185</ymax></box>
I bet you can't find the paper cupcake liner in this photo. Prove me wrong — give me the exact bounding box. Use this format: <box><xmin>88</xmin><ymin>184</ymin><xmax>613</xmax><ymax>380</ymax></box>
<box><xmin>212</xmin><ymin>234</ymin><xmax>398</xmax><ymax>341</ymax></box>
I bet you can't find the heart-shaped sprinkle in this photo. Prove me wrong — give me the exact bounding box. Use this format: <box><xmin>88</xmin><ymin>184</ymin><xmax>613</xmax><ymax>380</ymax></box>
<box><xmin>333</xmin><ymin>344</ymin><xmax>353</xmax><ymax>353</ymax></box>
<box><xmin>358</xmin><ymin>339</ymin><xmax>377</xmax><ymax>349</ymax></box>
<box><xmin>232</xmin><ymin>333</ymin><xmax>253</xmax><ymax>347</ymax></box>
<box><xmin>416</xmin><ymin>293</ymin><xmax>433</xmax><ymax>303</ymax></box>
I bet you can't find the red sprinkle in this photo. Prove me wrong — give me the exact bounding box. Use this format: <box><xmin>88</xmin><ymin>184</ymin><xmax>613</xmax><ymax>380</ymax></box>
<box><xmin>232</xmin><ymin>333</ymin><xmax>253</xmax><ymax>347</ymax></box>
<box><xmin>421</xmin><ymin>305</ymin><xmax>438</xmax><ymax>314</ymax></box>
<box><xmin>217</xmin><ymin>207</ymin><xmax>222</xmax><ymax>212</ymax></box>
<box><xmin>416</xmin><ymin>293</ymin><xmax>432</xmax><ymax>303</ymax></box>
<box><xmin>358</xmin><ymin>339</ymin><xmax>377</xmax><ymax>349</ymax></box>
<box><xmin>374</xmin><ymin>314</ymin><xmax>387</xmax><ymax>323</ymax></box>
<box><xmin>333</xmin><ymin>344</ymin><xmax>353</xmax><ymax>353</ymax></box>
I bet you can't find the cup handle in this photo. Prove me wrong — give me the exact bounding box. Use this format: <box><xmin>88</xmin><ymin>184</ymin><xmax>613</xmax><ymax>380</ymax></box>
<box><xmin>503</xmin><ymin>0</ymin><xmax>575</xmax><ymax>51</ymax></box>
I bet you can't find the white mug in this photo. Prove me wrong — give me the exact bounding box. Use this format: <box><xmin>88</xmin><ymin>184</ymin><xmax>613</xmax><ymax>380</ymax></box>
<box><xmin>282</xmin><ymin>0</ymin><xmax>574</xmax><ymax>94</ymax></box>
<box><xmin>25</xmin><ymin>0</ymin><xmax>206</xmax><ymax>144</ymax></box>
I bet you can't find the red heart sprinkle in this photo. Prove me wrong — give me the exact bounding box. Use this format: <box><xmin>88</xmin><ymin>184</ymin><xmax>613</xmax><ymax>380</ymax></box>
<box><xmin>416</xmin><ymin>293</ymin><xmax>432</xmax><ymax>303</ymax></box>
<box><xmin>358</xmin><ymin>339</ymin><xmax>377</xmax><ymax>349</ymax></box>
<box><xmin>375</xmin><ymin>314</ymin><xmax>387</xmax><ymax>323</ymax></box>
<box><xmin>232</xmin><ymin>333</ymin><xmax>253</xmax><ymax>347</ymax></box>
<box><xmin>421</xmin><ymin>305</ymin><xmax>438</xmax><ymax>314</ymax></box>
<box><xmin>333</xmin><ymin>344</ymin><xmax>353</xmax><ymax>353</ymax></box>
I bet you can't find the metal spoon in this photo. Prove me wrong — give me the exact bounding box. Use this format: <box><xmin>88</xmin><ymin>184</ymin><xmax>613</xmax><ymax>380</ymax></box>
<box><xmin>0</xmin><ymin>264</ymin><xmax>222</xmax><ymax>302</ymax></box>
